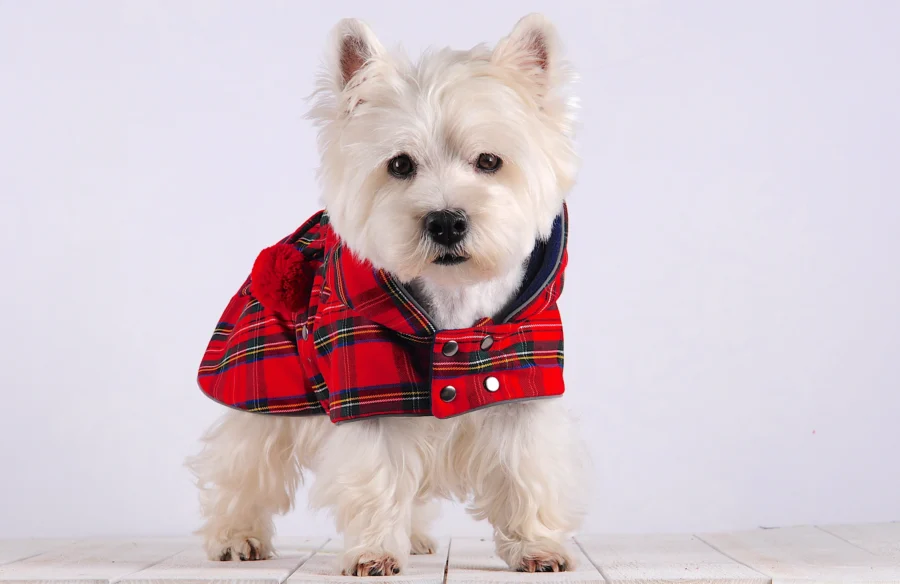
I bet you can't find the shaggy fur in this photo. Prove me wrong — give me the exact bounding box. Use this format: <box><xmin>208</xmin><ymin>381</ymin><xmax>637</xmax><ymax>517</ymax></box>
<box><xmin>187</xmin><ymin>14</ymin><xmax>586</xmax><ymax>575</ymax></box>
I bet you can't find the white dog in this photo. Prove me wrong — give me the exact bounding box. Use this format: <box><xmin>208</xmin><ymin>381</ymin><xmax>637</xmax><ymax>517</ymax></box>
<box><xmin>188</xmin><ymin>14</ymin><xmax>585</xmax><ymax>576</ymax></box>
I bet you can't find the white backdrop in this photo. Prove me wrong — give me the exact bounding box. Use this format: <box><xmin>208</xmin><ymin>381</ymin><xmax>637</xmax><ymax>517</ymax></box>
<box><xmin>1</xmin><ymin>0</ymin><xmax>898</xmax><ymax>538</ymax></box>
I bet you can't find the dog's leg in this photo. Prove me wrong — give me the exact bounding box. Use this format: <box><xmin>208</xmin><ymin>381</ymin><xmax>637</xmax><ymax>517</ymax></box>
<box><xmin>311</xmin><ymin>417</ymin><xmax>429</xmax><ymax>576</ymax></box>
<box><xmin>186</xmin><ymin>410</ymin><xmax>330</xmax><ymax>561</ymax></box>
<box><xmin>410</xmin><ymin>498</ymin><xmax>439</xmax><ymax>555</ymax></box>
<box><xmin>459</xmin><ymin>399</ymin><xmax>586</xmax><ymax>573</ymax></box>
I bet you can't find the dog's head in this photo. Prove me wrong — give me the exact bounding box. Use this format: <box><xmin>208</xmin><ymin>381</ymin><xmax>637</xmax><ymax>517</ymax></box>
<box><xmin>309</xmin><ymin>15</ymin><xmax>578</xmax><ymax>286</ymax></box>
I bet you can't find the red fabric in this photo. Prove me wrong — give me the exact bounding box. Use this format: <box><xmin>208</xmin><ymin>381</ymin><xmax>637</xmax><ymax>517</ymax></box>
<box><xmin>250</xmin><ymin>243</ymin><xmax>313</xmax><ymax>314</ymax></box>
<box><xmin>198</xmin><ymin>209</ymin><xmax>567</xmax><ymax>423</ymax></box>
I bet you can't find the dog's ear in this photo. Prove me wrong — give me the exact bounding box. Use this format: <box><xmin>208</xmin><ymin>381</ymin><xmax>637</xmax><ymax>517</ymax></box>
<box><xmin>492</xmin><ymin>13</ymin><xmax>561</xmax><ymax>91</ymax></box>
<box><xmin>326</xmin><ymin>18</ymin><xmax>385</xmax><ymax>92</ymax></box>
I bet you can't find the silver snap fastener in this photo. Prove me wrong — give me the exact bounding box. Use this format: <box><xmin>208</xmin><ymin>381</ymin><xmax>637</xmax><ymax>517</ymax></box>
<box><xmin>480</xmin><ymin>336</ymin><xmax>494</xmax><ymax>351</ymax></box>
<box><xmin>301</xmin><ymin>324</ymin><xmax>309</xmax><ymax>340</ymax></box>
<box><xmin>484</xmin><ymin>376</ymin><xmax>500</xmax><ymax>392</ymax></box>
<box><xmin>442</xmin><ymin>340</ymin><xmax>459</xmax><ymax>357</ymax></box>
<box><xmin>440</xmin><ymin>385</ymin><xmax>457</xmax><ymax>402</ymax></box>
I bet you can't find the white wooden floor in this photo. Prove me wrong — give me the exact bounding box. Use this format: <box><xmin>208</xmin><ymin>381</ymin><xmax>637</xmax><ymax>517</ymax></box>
<box><xmin>0</xmin><ymin>523</ymin><xmax>897</xmax><ymax>584</ymax></box>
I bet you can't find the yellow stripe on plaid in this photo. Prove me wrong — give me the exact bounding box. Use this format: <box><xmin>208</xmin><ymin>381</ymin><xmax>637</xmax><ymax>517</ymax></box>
<box><xmin>431</xmin><ymin>349</ymin><xmax>564</xmax><ymax>372</ymax></box>
<box><xmin>380</xmin><ymin>272</ymin><xmax>434</xmax><ymax>333</ymax></box>
<box><xmin>329</xmin><ymin>390</ymin><xmax>430</xmax><ymax>409</ymax></box>
<box><xmin>313</xmin><ymin>323</ymin><xmax>381</xmax><ymax>349</ymax></box>
<box><xmin>198</xmin><ymin>339</ymin><xmax>297</xmax><ymax>373</ymax></box>
<box><xmin>248</xmin><ymin>401</ymin><xmax>322</xmax><ymax>414</ymax></box>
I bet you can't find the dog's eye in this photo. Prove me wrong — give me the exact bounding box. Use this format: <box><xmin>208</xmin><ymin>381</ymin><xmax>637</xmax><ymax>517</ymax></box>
<box><xmin>475</xmin><ymin>153</ymin><xmax>502</xmax><ymax>173</ymax></box>
<box><xmin>388</xmin><ymin>154</ymin><xmax>416</xmax><ymax>179</ymax></box>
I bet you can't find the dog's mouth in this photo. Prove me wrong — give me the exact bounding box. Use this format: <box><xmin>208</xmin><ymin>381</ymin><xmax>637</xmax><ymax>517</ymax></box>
<box><xmin>433</xmin><ymin>253</ymin><xmax>469</xmax><ymax>266</ymax></box>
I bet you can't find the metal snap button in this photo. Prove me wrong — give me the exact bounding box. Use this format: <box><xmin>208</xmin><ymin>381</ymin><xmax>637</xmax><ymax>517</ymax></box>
<box><xmin>301</xmin><ymin>324</ymin><xmax>309</xmax><ymax>341</ymax></box>
<box><xmin>480</xmin><ymin>335</ymin><xmax>494</xmax><ymax>351</ymax></box>
<box><xmin>440</xmin><ymin>385</ymin><xmax>457</xmax><ymax>402</ymax></box>
<box><xmin>442</xmin><ymin>340</ymin><xmax>459</xmax><ymax>357</ymax></box>
<box><xmin>484</xmin><ymin>376</ymin><xmax>500</xmax><ymax>392</ymax></box>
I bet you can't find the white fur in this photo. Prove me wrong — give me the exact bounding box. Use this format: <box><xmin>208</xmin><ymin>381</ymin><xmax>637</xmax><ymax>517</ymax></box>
<box><xmin>188</xmin><ymin>14</ymin><xmax>586</xmax><ymax>576</ymax></box>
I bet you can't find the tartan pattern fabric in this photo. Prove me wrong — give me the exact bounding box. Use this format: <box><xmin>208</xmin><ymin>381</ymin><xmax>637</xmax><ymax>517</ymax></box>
<box><xmin>197</xmin><ymin>211</ymin><xmax>329</xmax><ymax>416</ymax></box>
<box><xmin>198</xmin><ymin>207</ymin><xmax>568</xmax><ymax>423</ymax></box>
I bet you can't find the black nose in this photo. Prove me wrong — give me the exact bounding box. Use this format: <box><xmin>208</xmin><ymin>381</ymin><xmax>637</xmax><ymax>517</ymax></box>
<box><xmin>424</xmin><ymin>210</ymin><xmax>468</xmax><ymax>247</ymax></box>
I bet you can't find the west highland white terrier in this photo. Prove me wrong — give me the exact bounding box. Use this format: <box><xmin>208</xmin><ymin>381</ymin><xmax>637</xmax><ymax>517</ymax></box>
<box><xmin>188</xmin><ymin>13</ymin><xmax>585</xmax><ymax>576</ymax></box>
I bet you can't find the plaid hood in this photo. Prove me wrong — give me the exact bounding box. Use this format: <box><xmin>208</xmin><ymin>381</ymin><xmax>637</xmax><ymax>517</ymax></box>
<box><xmin>198</xmin><ymin>206</ymin><xmax>568</xmax><ymax>423</ymax></box>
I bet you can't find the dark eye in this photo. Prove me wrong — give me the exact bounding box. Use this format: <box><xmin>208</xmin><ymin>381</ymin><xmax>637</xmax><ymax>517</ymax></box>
<box><xmin>388</xmin><ymin>154</ymin><xmax>416</xmax><ymax>178</ymax></box>
<box><xmin>475</xmin><ymin>153</ymin><xmax>502</xmax><ymax>172</ymax></box>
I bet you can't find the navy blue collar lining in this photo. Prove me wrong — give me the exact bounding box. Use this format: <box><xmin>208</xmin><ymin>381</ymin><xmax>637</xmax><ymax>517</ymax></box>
<box><xmin>495</xmin><ymin>208</ymin><xmax>567</xmax><ymax>323</ymax></box>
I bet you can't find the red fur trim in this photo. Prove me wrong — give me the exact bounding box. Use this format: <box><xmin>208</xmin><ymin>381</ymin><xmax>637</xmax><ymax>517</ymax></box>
<box><xmin>250</xmin><ymin>243</ymin><xmax>311</xmax><ymax>314</ymax></box>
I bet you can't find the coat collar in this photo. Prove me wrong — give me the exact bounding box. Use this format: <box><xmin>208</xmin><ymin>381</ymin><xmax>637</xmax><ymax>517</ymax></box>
<box><xmin>327</xmin><ymin>204</ymin><xmax>568</xmax><ymax>338</ymax></box>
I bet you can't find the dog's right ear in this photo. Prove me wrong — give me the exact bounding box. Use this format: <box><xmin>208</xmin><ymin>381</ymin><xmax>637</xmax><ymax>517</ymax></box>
<box><xmin>492</xmin><ymin>14</ymin><xmax>563</xmax><ymax>97</ymax></box>
<box><xmin>326</xmin><ymin>18</ymin><xmax>385</xmax><ymax>93</ymax></box>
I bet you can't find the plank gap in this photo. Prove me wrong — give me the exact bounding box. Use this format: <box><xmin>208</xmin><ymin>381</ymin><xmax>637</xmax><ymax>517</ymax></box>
<box><xmin>441</xmin><ymin>538</ymin><xmax>451</xmax><ymax>584</ymax></box>
<box><xmin>816</xmin><ymin>523</ymin><xmax>900</xmax><ymax>560</ymax></box>
<box><xmin>0</xmin><ymin>550</ymin><xmax>55</xmax><ymax>569</ymax></box>
<box><xmin>580</xmin><ymin>533</ymin><xmax>769</xmax><ymax>584</ymax></box>
<box><xmin>0</xmin><ymin>538</ymin><xmax>193</xmax><ymax>584</ymax></box>
<box><xmin>116</xmin><ymin>536</ymin><xmax>325</xmax><ymax>584</ymax></box>
<box><xmin>701</xmin><ymin>525</ymin><xmax>900</xmax><ymax>582</ymax></box>
<box><xmin>572</xmin><ymin>537</ymin><xmax>611</xmax><ymax>584</ymax></box>
<box><xmin>693</xmin><ymin>534</ymin><xmax>773</xmax><ymax>580</ymax></box>
<box><xmin>0</xmin><ymin>539</ymin><xmax>81</xmax><ymax>568</ymax></box>
<box><xmin>280</xmin><ymin>537</ymin><xmax>332</xmax><ymax>584</ymax></box>
<box><xmin>110</xmin><ymin>541</ymin><xmax>190</xmax><ymax>583</ymax></box>
<box><xmin>812</xmin><ymin>525</ymin><xmax>878</xmax><ymax>556</ymax></box>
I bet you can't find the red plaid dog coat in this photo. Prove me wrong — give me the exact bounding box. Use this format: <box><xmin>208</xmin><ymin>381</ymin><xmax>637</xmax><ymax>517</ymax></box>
<box><xmin>198</xmin><ymin>207</ymin><xmax>568</xmax><ymax>423</ymax></box>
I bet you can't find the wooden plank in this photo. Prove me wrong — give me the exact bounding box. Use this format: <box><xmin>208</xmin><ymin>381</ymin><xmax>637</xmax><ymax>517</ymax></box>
<box><xmin>818</xmin><ymin>523</ymin><xmax>900</xmax><ymax>559</ymax></box>
<box><xmin>119</xmin><ymin>537</ymin><xmax>326</xmax><ymax>584</ymax></box>
<box><xmin>700</xmin><ymin>526</ymin><xmax>900</xmax><ymax>584</ymax></box>
<box><xmin>446</xmin><ymin>537</ymin><xmax>603</xmax><ymax>584</ymax></box>
<box><xmin>0</xmin><ymin>524</ymin><xmax>894</xmax><ymax>584</ymax></box>
<box><xmin>0</xmin><ymin>538</ymin><xmax>189</xmax><ymax>584</ymax></box>
<box><xmin>577</xmin><ymin>533</ymin><xmax>769</xmax><ymax>584</ymax></box>
<box><xmin>0</xmin><ymin>541</ymin><xmax>79</xmax><ymax>568</ymax></box>
<box><xmin>287</xmin><ymin>538</ymin><xmax>448</xmax><ymax>584</ymax></box>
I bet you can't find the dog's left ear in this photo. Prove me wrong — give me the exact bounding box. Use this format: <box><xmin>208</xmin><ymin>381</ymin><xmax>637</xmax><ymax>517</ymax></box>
<box><xmin>326</xmin><ymin>18</ymin><xmax>386</xmax><ymax>93</ymax></box>
<box><xmin>492</xmin><ymin>13</ymin><xmax>561</xmax><ymax>92</ymax></box>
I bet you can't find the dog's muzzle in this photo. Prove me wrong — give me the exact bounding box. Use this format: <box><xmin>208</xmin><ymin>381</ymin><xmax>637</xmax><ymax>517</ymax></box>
<box><xmin>424</xmin><ymin>209</ymin><xmax>470</xmax><ymax>265</ymax></box>
<box><xmin>424</xmin><ymin>209</ymin><xmax>468</xmax><ymax>247</ymax></box>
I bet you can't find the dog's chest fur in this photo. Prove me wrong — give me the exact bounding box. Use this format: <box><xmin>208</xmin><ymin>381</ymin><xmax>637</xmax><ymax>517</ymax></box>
<box><xmin>409</xmin><ymin>263</ymin><xmax>526</xmax><ymax>329</ymax></box>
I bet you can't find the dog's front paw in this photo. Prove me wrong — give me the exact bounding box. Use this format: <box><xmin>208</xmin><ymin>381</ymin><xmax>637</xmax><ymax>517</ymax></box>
<box><xmin>516</xmin><ymin>555</ymin><xmax>571</xmax><ymax>573</ymax></box>
<box><xmin>343</xmin><ymin>552</ymin><xmax>402</xmax><ymax>577</ymax></box>
<box><xmin>498</xmin><ymin>538</ymin><xmax>575</xmax><ymax>573</ymax></box>
<box><xmin>207</xmin><ymin>536</ymin><xmax>272</xmax><ymax>562</ymax></box>
<box><xmin>410</xmin><ymin>533</ymin><xmax>437</xmax><ymax>555</ymax></box>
